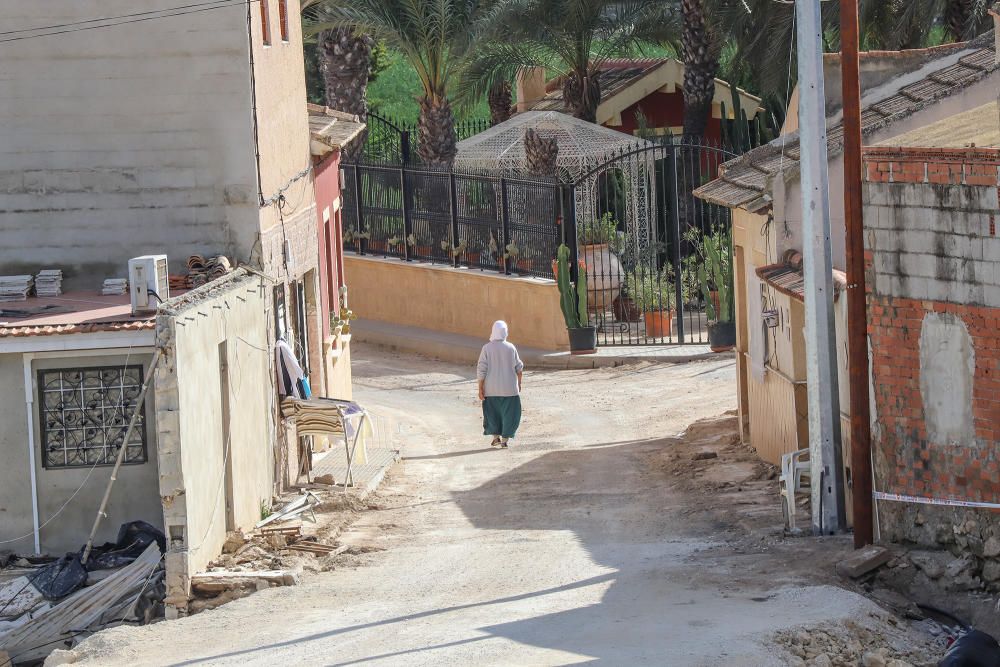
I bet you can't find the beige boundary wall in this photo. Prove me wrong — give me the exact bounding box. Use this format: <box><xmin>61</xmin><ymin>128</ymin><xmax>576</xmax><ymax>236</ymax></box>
<box><xmin>154</xmin><ymin>270</ymin><xmax>273</xmax><ymax>615</ymax></box>
<box><xmin>344</xmin><ymin>256</ymin><xmax>569</xmax><ymax>351</ymax></box>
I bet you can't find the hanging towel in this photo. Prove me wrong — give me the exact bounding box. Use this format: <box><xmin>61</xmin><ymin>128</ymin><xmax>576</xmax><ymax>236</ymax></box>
<box><xmin>275</xmin><ymin>338</ymin><xmax>308</xmax><ymax>398</ymax></box>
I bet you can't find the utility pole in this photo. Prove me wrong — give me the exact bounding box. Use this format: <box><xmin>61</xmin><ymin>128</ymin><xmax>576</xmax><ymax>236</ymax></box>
<box><xmin>795</xmin><ymin>0</ymin><xmax>846</xmax><ymax>535</ymax></box>
<box><xmin>840</xmin><ymin>0</ymin><xmax>873</xmax><ymax>547</ymax></box>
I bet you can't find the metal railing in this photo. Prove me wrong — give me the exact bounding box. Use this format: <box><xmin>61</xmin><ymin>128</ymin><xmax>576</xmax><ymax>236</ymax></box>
<box><xmin>360</xmin><ymin>112</ymin><xmax>491</xmax><ymax>166</ymax></box>
<box><xmin>342</xmin><ymin>163</ymin><xmax>566</xmax><ymax>279</ymax></box>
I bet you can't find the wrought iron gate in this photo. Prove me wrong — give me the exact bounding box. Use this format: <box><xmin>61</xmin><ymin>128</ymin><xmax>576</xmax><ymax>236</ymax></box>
<box><xmin>571</xmin><ymin>139</ymin><xmax>736</xmax><ymax>346</ymax></box>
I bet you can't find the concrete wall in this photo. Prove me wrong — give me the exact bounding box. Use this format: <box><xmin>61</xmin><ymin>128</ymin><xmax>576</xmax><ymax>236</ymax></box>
<box><xmin>0</xmin><ymin>350</ymin><xmax>161</xmax><ymax>554</ymax></box>
<box><xmin>0</xmin><ymin>2</ymin><xmax>260</xmax><ymax>287</ymax></box>
<box><xmin>154</xmin><ymin>271</ymin><xmax>273</xmax><ymax>613</ymax></box>
<box><xmin>344</xmin><ymin>255</ymin><xmax>570</xmax><ymax>351</ymax></box>
<box><xmin>863</xmin><ymin>147</ymin><xmax>1000</xmax><ymax>583</ymax></box>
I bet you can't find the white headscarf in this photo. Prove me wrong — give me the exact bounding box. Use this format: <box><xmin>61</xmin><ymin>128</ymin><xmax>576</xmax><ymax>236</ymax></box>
<box><xmin>490</xmin><ymin>320</ymin><xmax>509</xmax><ymax>341</ymax></box>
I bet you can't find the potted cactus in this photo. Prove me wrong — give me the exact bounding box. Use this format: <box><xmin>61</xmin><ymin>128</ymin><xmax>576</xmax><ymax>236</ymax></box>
<box><xmin>697</xmin><ymin>226</ymin><xmax>736</xmax><ymax>352</ymax></box>
<box><xmin>556</xmin><ymin>243</ymin><xmax>597</xmax><ymax>354</ymax></box>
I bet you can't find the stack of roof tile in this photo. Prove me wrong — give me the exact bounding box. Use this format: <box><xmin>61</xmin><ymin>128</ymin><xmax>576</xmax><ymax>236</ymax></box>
<box><xmin>0</xmin><ymin>275</ymin><xmax>34</xmax><ymax>301</ymax></box>
<box><xmin>185</xmin><ymin>255</ymin><xmax>233</xmax><ymax>288</ymax></box>
<box><xmin>34</xmin><ymin>269</ymin><xmax>63</xmax><ymax>297</ymax></box>
<box><xmin>101</xmin><ymin>278</ymin><xmax>128</xmax><ymax>296</ymax></box>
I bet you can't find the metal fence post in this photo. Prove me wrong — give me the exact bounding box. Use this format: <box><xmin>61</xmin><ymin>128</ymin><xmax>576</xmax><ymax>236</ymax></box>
<box><xmin>401</xmin><ymin>167</ymin><xmax>411</xmax><ymax>261</ymax></box>
<box><xmin>499</xmin><ymin>177</ymin><xmax>511</xmax><ymax>275</ymax></box>
<box><xmin>353</xmin><ymin>164</ymin><xmax>365</xmax><ymax>256</ymax></box>
<box><xmin>449</xmin><ymin>173</ymin><xmax>460</xmax><ymax>268</ymax></box>
<box><xmin>401</xmin><ymin>130</ymin><xmax>411</xmax><ymax>166</ymax></box>
<box><xmin>668</xmin><ymin>144</ymin><xmax>685</xmax><ymax>343</ymax></box>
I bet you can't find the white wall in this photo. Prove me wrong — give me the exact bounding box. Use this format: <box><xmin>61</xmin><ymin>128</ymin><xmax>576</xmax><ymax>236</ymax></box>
<box><xmin>0</xmin><ymin>1</ymin><xmax>260</xmax><ymax>287</ymax></box>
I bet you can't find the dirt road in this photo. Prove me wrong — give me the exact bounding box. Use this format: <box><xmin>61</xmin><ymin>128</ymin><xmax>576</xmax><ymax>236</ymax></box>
<box><xmin>72</xmin><ymin>346</ymin><xmax>883</xmax><ymax>666</ymax></box>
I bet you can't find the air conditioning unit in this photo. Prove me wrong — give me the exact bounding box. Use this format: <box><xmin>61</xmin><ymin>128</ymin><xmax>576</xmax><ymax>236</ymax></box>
<box><xmin>128</xmin><ymin>255</ymin><xmax>169</xmax><ymax>315</ymax></box>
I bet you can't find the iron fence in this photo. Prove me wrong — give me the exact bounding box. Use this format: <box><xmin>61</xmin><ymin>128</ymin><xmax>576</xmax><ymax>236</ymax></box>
<box><xmin>342</xmin><ymin>163</ymin><xmax>565</xmax><ymax>279</ymax></box>
<box><xmin>360</xmin><ymin>112</ymin><xmax>491</xmax><ymax>166</ymax></box>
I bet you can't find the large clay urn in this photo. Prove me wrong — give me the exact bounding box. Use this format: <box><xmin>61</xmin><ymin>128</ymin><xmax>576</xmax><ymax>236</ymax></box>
<box><xmin>579</xmin><ymin>243</ymin><xmax>622</xmax><ymax>313</ymax></box>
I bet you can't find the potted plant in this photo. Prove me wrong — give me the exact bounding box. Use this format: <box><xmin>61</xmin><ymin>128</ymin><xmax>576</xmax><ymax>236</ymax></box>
<box><xmin>440</xmin><ymin>239</ymin><xmax>467</xmax><ymax>264</ymax></box>
<box><xmin>697</xmin><ymin>226</ymin><xmax>736</xmax><ymax>352</ymax></box>
<box><xmin>555</xmin><ymin>243</ymin><xmax>597</xmax><ymax>354</ymax></box>
<box><xmin>464</xmin><ymin>236</ymin><xmax>483</xmax><ymax>267</ymax></box>
<box><xmin>626</xmin><ymin>267</ymin><xmax>676</xmax><ymax>338</ymax></box>
<box><xmin>343</xmin><ymin>225</ymin><xmax>371</xmax><ymax>252</ymax></box>
<box><xmin>406</xmin><ymin>230</ymin><xmax>433</xmax><ymax>257</ymax></box>
<box><xmin>578</xmin><ymin>212</ymin><xmax>623</xmax><ymax>310</ymax></box>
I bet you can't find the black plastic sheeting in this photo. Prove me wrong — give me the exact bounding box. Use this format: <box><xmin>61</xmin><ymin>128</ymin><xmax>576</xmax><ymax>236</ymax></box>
<box><xmin>939</xmin><ymin>629</ymin><xmax>1000</xmax><ymax>667</ymax></box>
<box><xmin>28</xmin><ymin>521</ymin><xmax>165</xmax><ymax>601</ymax></box>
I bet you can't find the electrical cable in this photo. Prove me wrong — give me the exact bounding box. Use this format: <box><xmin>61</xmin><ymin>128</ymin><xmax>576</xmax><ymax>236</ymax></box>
<box><xmin>0</xmin><ymin>0</ymin><xmax>248</xmax><ymax>37</ymax></box>
<box><xmin>0</xmin><ymin>0</ymin><xmax>258</xmax><ymax>45</ymax></box>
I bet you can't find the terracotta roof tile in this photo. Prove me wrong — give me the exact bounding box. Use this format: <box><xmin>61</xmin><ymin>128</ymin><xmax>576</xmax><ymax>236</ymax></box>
<box><xmin>694</xmin><ymin>34</ymin><xmax>997</xmax><ymax>210</ymax></box>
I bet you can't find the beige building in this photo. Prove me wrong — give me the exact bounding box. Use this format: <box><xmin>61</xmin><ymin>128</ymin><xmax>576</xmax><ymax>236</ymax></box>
<box><xmin>694</xmin><ymin>30</ymin><xmax>1000</xmax><ymax>490</ymax></box>
<box><xmin>0</xmin><ymin>1</ymin><xmax>354</xmax><ymax>614</ymax></box>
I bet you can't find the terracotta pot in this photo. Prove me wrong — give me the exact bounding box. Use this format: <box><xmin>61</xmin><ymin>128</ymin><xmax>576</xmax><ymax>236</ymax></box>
<box><xmin>366</xmin><ymin>239</ymin><xmax>387</xmax><ymax>254</ymax></box>
<box><xmin>413</xmin><ymin>245</ymin><xmax>432</xmax><ymax>257</ymax></box>
<box><xmin>465</xmin><ymin>252</ymin><xmax>481</xmax><ymax>266</ymax></box>
<box><xmin>710</xmin><ymin>290</ymin><xmax>721</xmax><ymax>316</ymax></box>
<box><xmin>643</xmin><ymin>310</ymin><xmax>673</xmax><ymax>338</ymax></box>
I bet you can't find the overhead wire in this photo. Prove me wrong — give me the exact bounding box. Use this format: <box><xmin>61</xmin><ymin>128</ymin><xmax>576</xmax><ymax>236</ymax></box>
<box><xmin>0</xmin><ymin>0</ymin><xmax>259</xmax><ymax>45</ymax></box>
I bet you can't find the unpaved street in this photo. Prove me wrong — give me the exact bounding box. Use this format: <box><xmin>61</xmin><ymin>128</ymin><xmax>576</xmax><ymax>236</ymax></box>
<box><xmin>73</xmin><ymin>346</ymin><xmax>883</xmax><ymax>666</ymax></box>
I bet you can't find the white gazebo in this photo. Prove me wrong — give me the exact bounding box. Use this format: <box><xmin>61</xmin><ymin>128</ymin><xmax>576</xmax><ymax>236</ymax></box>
<box><xmin>453</xmin><ymin>111</ymin><xmax>659</xmax><ymax>251</ymax></box>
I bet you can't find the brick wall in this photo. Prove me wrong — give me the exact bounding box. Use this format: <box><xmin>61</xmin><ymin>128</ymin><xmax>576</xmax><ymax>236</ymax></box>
<box><xmin>863</xmin><ymin>146</ymin><xmax>1000</xmax><ymax>585</ymax></box>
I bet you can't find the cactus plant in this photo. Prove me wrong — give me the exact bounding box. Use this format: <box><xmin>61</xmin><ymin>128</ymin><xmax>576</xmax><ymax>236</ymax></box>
<box><xmin>697</xmin><ymin>226</ymin><xmax>734</xmax><ymax>323</ymax></box>
<box><xmin>556</xmin><ymin>243</ymin><xmax>588</xmax><ymax>329</ymax></box>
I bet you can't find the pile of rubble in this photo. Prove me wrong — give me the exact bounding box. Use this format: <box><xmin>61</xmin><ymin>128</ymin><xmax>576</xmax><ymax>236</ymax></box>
<box><xmin>772</xmin><ymin>613</ymin><xmax>944</xmax><ymax>667</ymax></box>
<box><xmin>0</xmin><ymin>522</ymin><xmax>165</xmax><ymax>665</ymax></box>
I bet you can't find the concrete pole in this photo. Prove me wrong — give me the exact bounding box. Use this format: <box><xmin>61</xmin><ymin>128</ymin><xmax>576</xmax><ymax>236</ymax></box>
<box><xmin>795</xmin><ymin>0</ymin><xmax>846</xmax><ymax>534</ymax></box>
<box><xmin>840</xmin><ymin>0</ymin><xmax>874</xmax><ymax>547</ymax></box>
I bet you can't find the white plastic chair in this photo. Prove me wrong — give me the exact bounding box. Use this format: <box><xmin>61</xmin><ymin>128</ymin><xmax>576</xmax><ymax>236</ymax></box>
<box><xmin>779</xmin><ymin>448</ymin><xmax>811</xmax><ymax>531</ymax></box>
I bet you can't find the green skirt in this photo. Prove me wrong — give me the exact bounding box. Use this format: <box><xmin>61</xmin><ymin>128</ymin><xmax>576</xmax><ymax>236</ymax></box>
<box><xmin>482</xmin><ymin>396</ymin><xmax>522</xmax><ymax>438</ymax></box>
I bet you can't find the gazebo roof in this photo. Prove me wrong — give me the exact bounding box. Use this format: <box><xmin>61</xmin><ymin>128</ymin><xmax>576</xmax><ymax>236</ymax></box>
<box><xmin>453</xmin><ymin>111</ymin><xmax>653</xmax><ymax>181</ymax></box>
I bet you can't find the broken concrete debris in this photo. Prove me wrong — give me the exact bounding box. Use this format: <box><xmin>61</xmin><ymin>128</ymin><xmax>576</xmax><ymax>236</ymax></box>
<box><xmin>836</xmin><ymin>545</ymin><xmax>892</xmax><ymax>579</ymax></box>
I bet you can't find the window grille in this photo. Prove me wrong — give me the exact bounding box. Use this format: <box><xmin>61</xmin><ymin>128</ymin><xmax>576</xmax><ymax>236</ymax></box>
<box><xmin>38</xmin><ymin>366</ymin><xmax>148</xmax><ymax>469</ymax></box>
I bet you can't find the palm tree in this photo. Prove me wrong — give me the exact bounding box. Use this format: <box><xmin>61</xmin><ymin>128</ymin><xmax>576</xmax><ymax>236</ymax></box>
<box><xmin>310</xmin><ymin>0</ymin><xmax>482</xmax><ymax>166</ymax></box>
<box><xmin>680</xmin><ymin>0</ymin><xmax>720</xmax><ymax>140</ymax></box>
<box><xmin>459</xmin><ymin>0</ymin><xmax>677</xmax><ymax>123</ymax></box>
<box><xmin>487</xmin><ymin>78</ymin><xmax>513</xmax><ymax>126</ymax></box>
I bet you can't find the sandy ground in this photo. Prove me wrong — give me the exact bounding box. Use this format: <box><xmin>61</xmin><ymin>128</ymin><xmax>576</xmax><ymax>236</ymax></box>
<box><xmin>70</xmin><ymin>345</ymin><xmax>902</xmax><ymax>666</ymax></box>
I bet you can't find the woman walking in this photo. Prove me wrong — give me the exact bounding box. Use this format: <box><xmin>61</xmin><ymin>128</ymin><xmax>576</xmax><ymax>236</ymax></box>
<box><xmin>477</xmin><ymin>320</ymin><xmax>524</xmax><ymax>448</ymax></box>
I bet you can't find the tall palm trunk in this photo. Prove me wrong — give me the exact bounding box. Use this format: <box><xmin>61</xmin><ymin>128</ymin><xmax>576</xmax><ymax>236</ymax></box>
<box><xmin>319</xmin><ymin>28</ymin><xmax>373</xmax><ymax>160</ymax></box>
<box><xmin>524</xmin><ymin>128</ymin><xmax>558</xmax><ymax>177</ymax></box>
<box><xmin>488</xmin><ymin>79</ymin><xmax>513</xmax><ymax>126</ymax></box>
<box><xmin>945</xmin><ymin>0</ymin><xmax>974</xmax><ymax>40</ymax></box>
<box><xmin>417</xmin><ymin>96</ymin><xmax>458</xmax><ymax>167</ymax></box>
<box><xmin>562</xmin><ymin>70</ymin><xmax>601</xmax><ymax>123</ymax></box>
<box><xmin>680</xmin><ymin>0</ymin><xmax>719</xmax><ymax>141</ymax></box>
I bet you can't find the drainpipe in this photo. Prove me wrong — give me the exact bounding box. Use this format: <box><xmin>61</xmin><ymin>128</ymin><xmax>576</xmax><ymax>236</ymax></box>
<box><xmin>22</xmin><ymin>353</ymin><xmax>41</xmax><ymax>555</ymax></box>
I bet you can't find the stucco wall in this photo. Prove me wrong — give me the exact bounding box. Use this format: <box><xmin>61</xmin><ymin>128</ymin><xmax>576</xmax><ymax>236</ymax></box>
<box><xmin>155</xmin><ymin>271</ymin><xmax>273</xmax><ymax>611</ymax></box>
<box><xmin>0</xmin><ymin>350</ymin><xmax>162</xmax><ymax>554</ymax></box>
<box><xmin>344</xmin><ymin>255</ymin><xmax>570</xmax><ymax>351</ymax></box>
<box><xmin>0</xmin><ymin>2</ymin><xmax>260</xmax><ymax>287</ymax></box>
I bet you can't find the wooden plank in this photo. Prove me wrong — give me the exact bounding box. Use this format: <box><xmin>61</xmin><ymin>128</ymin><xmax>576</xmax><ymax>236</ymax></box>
<box><xmin>0</xmin><ymin>544</ymin><xmax>160</xmax><ymax>664</ymax></box>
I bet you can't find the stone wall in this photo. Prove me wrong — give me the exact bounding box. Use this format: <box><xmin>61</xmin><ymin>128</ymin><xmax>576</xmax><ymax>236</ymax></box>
<box><xmin>863</xmin><ymin>146</ymin><xmax>1000</xmax><ymax>588</ymax></box>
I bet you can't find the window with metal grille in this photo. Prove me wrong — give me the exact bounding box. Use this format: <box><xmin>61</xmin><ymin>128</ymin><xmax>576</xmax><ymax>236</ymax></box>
<box><xmin>38</xmin><ymin>366</ymin><xmax>148</xmax><ymax>469</ymax></box>
<box><xmin>260</xmin><ymin>0</ymin><xmax>271</xmax><ymax>45</ymax></box>
<box><xmin>278</xmin><ymin>0</ymin><xmax>289</xmax><ymax>42</ymax></box>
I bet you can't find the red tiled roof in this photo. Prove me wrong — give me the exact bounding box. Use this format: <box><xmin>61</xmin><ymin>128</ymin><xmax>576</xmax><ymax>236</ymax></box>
<box><xmin>756</xmin><ymin>250</ymin><xmax>846</xmax><ymax>302</ymax></box>
<box><xmin>0</xmin><ymin>293</ymin><xmax>156</xmax><ymax>338</ymax></box>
